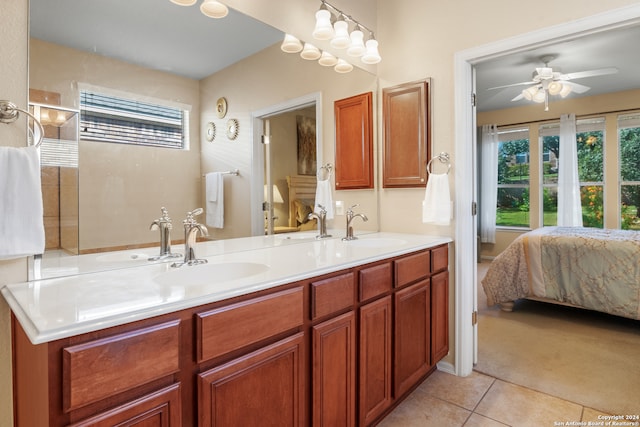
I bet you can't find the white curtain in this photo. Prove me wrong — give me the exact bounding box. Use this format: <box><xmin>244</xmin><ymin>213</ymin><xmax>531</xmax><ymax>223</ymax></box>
<box><xmin>557</xmin><ymin>113</ymin><xmax>583</xmax><ymax>227</ymax></box>
<box><xmin>480</xmin><ymin>124</ymin><xmax>499</xmax><ymax>243</ymax></box>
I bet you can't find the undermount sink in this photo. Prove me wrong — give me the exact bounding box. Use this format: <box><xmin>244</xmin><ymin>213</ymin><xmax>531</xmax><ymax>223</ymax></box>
<box><xmin>95</xmin><ymin>252</ymin><xmax>150</xmax><ymax>262</ymax></box>
<box><xmin>277</xmin><ymin>231</ymin><xmax>320</xmax><ymax>240</ymax></box>
<box><xmin>153</xmin><ymin>262</ymin><xmax>270</xmax><ymax>287</ymax></box>
<box><xmin>344</xmin><ymin>238</ymin><xmax>407</xmax><ymax>248</ymax></box>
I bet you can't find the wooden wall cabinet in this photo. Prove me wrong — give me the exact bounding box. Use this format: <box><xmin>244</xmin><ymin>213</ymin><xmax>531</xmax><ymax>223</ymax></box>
<box><xmin>334</xmin><ymin>92</ymin><xmax>373</xmax><ymax>189</ymax></box>
<box><xmin>382</xmin><ymin>79</ymin><xmax>431</xmax><ymax>188</ymax></box>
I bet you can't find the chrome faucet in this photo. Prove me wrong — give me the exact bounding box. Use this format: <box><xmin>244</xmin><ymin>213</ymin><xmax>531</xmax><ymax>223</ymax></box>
<box><xmin>172</xmin><ymin>208</ymin><xmax>209</xmax><ymax>267</ymax></box>
<box><xmin>342</xmin><ymin>204</ymin><xmax>368</xmax><ymax>241</ymax></box>
<box><xmin>149</xmin><ymin>207</ymin><xmax>181</xmax><ymax>261</ymax></box>
<box><xmin>308</xmin><ymin>204</ymin><xmax>332</xmax><ymax>239</ymax></box>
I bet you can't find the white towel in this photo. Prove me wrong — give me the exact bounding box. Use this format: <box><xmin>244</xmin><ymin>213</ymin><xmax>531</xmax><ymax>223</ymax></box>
<box><xmin>314</xmin><ymin>179</ymin><xmax>334</xmax><ymax>220</ymax></box>
<box><xmin>0</xmin><ymin>146</ymin><xmax>45</xmax><ymax>259</ymax></box>
<box><xmin>422</xmin><ymin>173</ymin><xmax>451</xmax><ymax>225</ymax></box>
<box><xmin>205</xmin><ymin>172</ymin><xmax>224</xmax><ymax>228</ymax></box>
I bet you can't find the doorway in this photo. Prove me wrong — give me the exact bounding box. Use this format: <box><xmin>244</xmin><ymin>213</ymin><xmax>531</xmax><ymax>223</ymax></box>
<box><xmin>454</xmin><ymin>4</ymin><xmax>640</xmax><ymax>376</ymax></box>
<box><xmin>250</xmin><ymin>93</ymin><xmax>322</xmax><ymax>236</ymax></box>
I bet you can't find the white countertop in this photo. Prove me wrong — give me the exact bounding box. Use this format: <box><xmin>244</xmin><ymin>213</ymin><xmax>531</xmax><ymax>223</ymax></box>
<box><xmin>2</xmin><ymin>232</ymin><xmax>451</xmax><ymax>345</ymax></box>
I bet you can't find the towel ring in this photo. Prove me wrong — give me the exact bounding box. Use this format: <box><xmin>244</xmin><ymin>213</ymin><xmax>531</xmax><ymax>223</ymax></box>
<box><xmin>426</xmin><ymin>152</ymin><xmax>451</xmax><ymax>175</ymax></box>
<box><xmin>317</xmin><ymin>163</ymin><xmax>333</xmax><ymax>181</ymax></box>
<box><xmin>0</xmin><ymin>100</ymin><xmax>44</xmax><ymax>148</ymax></box>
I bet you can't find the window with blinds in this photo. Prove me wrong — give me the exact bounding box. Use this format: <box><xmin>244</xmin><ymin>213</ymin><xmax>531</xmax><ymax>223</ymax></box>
<box><xmin>79</xmin><ymin>91</ymin><xmax>188</xmax><ymax>149</ymax></box>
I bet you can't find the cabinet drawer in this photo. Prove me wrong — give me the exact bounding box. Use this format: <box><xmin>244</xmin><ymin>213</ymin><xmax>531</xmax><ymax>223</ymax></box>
<box><xmin>359</xmin><ymin>262</ymin><xmax>392</xmax><ymax>302</ymax></box>
<box><xmin>431</xmin><ymin>244</ymin><xmax>448</xmax><ymax>273</ymax></box>
<box><xmin>394</xmin><ymin>251</ymin><xmax>430</xmax><ymax>287</ymax></box>
<box><xmin>63</xmin><ymin>320</ymin><xmax>180</xmax><ymax>412</ymax></box>
<box><xmin>196</xmin><ymin>286</ymin><xmax>304</xmax><ymax>363</ymax></box>
<box><xmin>311</xmin><ymin>272</ymin><xmax>355</xmax><ymax>320</ymax></box>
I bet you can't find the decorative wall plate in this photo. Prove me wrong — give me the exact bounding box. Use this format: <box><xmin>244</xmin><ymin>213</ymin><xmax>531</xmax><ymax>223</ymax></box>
<box><xmin>216</xmin><ymin>97</ymin><xmax>228</xmax><ymax>119</ymax></box>
<box><xmin>226</xmin><ymin>118</ymin><xmax>239</xmax><ymax>140</ymax></box>
<box><xmin>206</xmin><ymin>121</ymin><xmax>216</xmax><ymax>142</ymax></box>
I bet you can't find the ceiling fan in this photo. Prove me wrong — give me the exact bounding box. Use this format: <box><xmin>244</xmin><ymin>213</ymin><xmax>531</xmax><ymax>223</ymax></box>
<box><xmin>487</xmin><ymin>55</ymin><xmax>618</xmax><ymax>111</ymax></box>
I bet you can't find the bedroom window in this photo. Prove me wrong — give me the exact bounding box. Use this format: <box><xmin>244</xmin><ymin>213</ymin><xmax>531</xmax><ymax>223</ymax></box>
<box><xmin>619</xmin><ymin>113</ymin><xmax>640</xmax><ymax>230</ymax></box>
<box><xmin>79</xmin><ymin>90</ymin><xmax>189</xmax><ymax>149</ymax></box>
<box><xmin>540</xmin><ymin>118</ymin><xmax>605</xmax><ymax>228</ymax></box>
<box><xmin>496</xmin><ymin>128</ymin><xmax>530</xmax><ymax>227</ymax></box>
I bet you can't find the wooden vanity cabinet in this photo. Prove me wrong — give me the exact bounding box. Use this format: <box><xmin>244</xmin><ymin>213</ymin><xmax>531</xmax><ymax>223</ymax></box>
<box><xmin>11</xmin><ymin>244</ymin><xmax>449</xmax><ymax>427</ymax></box>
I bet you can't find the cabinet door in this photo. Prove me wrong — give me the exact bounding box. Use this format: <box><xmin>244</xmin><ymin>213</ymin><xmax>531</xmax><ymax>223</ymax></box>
<box><xmin>382</xmin><ymin>79</ymin><xmax>431</xmax><ymax>188</ymax></box>
<box><xmin>198</xmin><ymin>333</ymin><xmax>305</xmax><ymax>427</ymax></box>
<box><xmin>359</xmin><ymin>296</ymin><xmax>392</xmax><ymax>426</ymax></box>
<box><xmin>431</xmin><ymin>271</ymin><xmax>449</xmax><ymax>363</ymax></box>
<box><xmin>68</xmin><ymin>383</ymin><xmax>182</xmax><ymax>427</ymax></box>
<box><xmin>394</xmin><ymin>279</ymin><xmax>431</xmax><ymax>397</ymax></box>
<box><xmin>313</xmin><ymin>311</ymin><xmax>356</xmax><ymax>427</ymax></box>
<box><xmin>334</xmin><ymin>92</ymin><xmax>373</xmax><ymax>189</ymax></box>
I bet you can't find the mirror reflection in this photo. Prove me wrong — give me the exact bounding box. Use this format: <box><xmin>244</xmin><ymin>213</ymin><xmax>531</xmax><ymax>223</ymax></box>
<box><xmin>28</xmin><ymin>0</ymin><xmax>379</xmax><ymax>279</ymax></box>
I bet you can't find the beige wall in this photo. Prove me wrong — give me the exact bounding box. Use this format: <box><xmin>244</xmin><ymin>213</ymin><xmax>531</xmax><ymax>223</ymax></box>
<box><xmin>478</xmin><ymin>88</ymin><xmax>640</xmax><ymax>258</ymax></box>
<box><xmin>30</xmin><ymin>39</ymin><xmax>202</xmax><ymax>252</ymax></box>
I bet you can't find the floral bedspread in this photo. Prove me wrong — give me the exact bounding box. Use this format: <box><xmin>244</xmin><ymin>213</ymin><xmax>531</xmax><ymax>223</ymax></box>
<box><xmin>481</xmin><ymin>227</ymin><xmax>640</xmax><ymax>320</ymax></box>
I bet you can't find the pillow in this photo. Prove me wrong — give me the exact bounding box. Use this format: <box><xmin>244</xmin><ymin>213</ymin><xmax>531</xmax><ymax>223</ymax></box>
<box><xmin>294</xmin><ymin>199</ymin><xmax>314</xmax><ymax>224</ymax></box>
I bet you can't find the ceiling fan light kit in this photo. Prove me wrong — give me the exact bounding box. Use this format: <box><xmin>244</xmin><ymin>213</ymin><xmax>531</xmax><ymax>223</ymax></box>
<box><xmin>489</xmin><ymin>55</ymin><xmax>618</xmax><ymax>111</ymax></box>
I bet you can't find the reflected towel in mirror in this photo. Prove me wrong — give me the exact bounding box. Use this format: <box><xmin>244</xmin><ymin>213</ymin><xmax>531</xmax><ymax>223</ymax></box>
<box><xmin>0</xmin><ymin>146</ymin><xmax>45</xmax><ymax>259</ymax></box>
<box><xmin>205</xmin><ymin>172</ymin><xmax>224</xmax><ymax>228</ymax></box>
<box><xmin>315</xmin><ymin>178</ymin><xmax>334</xmax><ymax>220</ymax></box>
<box><xmin>422</xmin><ymin>173</ymin><xmax>451</xmax><ymax>226</ymax></box>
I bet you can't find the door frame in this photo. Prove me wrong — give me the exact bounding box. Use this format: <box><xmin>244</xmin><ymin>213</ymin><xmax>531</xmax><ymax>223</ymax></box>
<box><xmin>250</xmin><ymin>92</ymin><xmax>322</xmax><ymax>236</ymax></box>
<box><xmin>453</xmin><ymin>4</ymin><xmax>640</xmax><ymax>376</ymax></box>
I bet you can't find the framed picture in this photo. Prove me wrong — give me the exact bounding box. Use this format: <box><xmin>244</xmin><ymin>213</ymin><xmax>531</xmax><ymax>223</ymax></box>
<box><xmin>296</xmin><ymin>115</ymin><xmax>317</xmax><ymax>175</ymax></box>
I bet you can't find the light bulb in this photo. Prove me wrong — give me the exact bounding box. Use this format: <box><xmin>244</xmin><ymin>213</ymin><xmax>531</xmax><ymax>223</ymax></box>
<box><xmin>280</xmin><ymin>34</ymin><xmax>303</xmax><ymax>53</ymax></box>
<box><xmin>312</xmin><ymin>9</ymin><xmax>334</xmax><ymax>40</ymax></box>
<box><xmin>200</xmin><ymin>0</ymin><xmax>228</xmax><ymax>18</ymax></box>
<box><xmin>334</xmin><ymin>58</ymin><xmax>353</xmax><ymax>73</ymax></box>
<box><xmin>560</xmin><ymin>84</ymin><xmax>572</xmax><ymax>98</ymax></box>
<box><xmin>318</xmin><ymin>51</ymin><xmax>338</xmax><ymax>67</ymax></box>
<box><xmin>361</xmin><ymin>39</ymin><xmax>381</xmax><ymax>64</ymax></box>
<box><xmin>331</xmin><ymin>19</ymin><xmax>351</xmax><ymax>49</ymax></box>
<box><xmin>547</xmin><ymin>81</ymin><xmax>563</xmax><ymax>96</ymax></box>
<box><xmin>347</xmin><ymin>28</ymin><xmax>365</xmax><ymax>57</ymax></box>
<box><xmin>300</xmin><ymin>43</ymin><xmax>321</xmax><ymax>60</ymax></box>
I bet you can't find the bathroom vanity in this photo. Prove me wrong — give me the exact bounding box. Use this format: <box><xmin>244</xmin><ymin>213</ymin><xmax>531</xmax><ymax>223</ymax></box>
<box><xmin>2</xmin><ymin>232</ymin><xmax>451</xmax><ymax>426</ymax></box>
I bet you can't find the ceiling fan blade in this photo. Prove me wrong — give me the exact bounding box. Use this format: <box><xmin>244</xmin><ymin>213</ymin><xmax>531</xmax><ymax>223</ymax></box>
<box><xmin>559</xmin><ymin>67</ymin><xmax>619</xmax><ymax>81</ymax></box>
<box><xmin>563</xmin><ymin>81</ymin><xmax>591</xmax><ymax>93</ymax></box>
<box><xmin>487</xmin><ymin>81</ymin><xmax>536</xmax><ymax>91</ymax></box>
<box><xmin>511</xmin><ymin>93</ymin><xmax>524</xmax><ymax>102</ymax></box>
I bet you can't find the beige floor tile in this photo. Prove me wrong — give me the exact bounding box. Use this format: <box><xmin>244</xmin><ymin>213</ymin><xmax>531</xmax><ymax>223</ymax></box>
<box><xmin>463</xmin><ymin>413</ymin><xmax>509</xmax><ymax>427</ymax></box>
<box><xmin>474</xmin><ymin>380</ymin><xmax>582</xmax><ymax>427</ymax></box>
<box><xmin>378</xmin><ymin>393</ymin><xmax>471</xmax><ymax>427</ymax></box>
<box><xmin>416</xmin><ymin>370</ymin><xmax>496</xmax><ymax>411</ymax></box>
<box><xmin>582</xmin><ymin>407</ymin><xmax>613</xmax><ymax>423</ymax></box>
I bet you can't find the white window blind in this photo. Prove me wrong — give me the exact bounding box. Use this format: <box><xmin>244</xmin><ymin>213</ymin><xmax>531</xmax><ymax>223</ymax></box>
<box><xmin>80</xmin><ymin>91</ymin><xmax>187</xmax><ymax>149</ymax></box>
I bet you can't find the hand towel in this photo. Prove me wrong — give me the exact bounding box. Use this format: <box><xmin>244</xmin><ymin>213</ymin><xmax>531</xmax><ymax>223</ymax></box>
<box><xmin>205</xmin><ymin>172</ymin><xmax>224</xmax><ymax>228</ymax></box>
<box><xmin>314</xmin><ymin>179</ymin><xmax>334</xmax><ymax>220</ymax></box>
<box><xmin>0</xmin><ymin>145</ymin><xmax>45</xmax><ymax>259</ymax></box>
<box><xmin>422</xmin><ymin>173</ymin><xmax>451</xmax><ymax>225</ymax></box>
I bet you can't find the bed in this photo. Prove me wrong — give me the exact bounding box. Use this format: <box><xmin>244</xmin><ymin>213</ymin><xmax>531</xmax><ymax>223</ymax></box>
<box><xmin>481</xmin><ymin>226</ymin><xmax>640</xmax><ymax>320</ymax></box>
<box><xmin>272</xmin><ymin>175</ymin><xmax>317</xmax><ymax>234</ymax></box>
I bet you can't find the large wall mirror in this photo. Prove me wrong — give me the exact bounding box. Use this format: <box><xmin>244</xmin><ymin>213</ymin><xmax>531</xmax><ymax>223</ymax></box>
<box><xmin>28</xmin><ymin>0</ymin><xmax>379</xmax><ymax>279</ymax></box>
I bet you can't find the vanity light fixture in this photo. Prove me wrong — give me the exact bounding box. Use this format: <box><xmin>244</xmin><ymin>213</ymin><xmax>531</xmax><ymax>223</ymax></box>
<box><xmin>300</xmin><ymin>43</ymin><xmax>322</xmax><ymax>61</ymax></box>
<box><xmin>169</xmin><ymin>0</ymin><xmax>228</xmax><ymax>19</ymax></box>
<box><xmin>334</xmin><ymin>58</ymin><xmax>354</xmax><ymax>73</ymax></box>
<box><xmin>311</xmin><ymin>0</ymin><xmax>381</xmax><ymax>64</ymax></box>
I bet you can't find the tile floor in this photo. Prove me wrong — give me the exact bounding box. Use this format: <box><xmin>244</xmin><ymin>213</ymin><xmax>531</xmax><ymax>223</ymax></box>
<box><xmin>378</xmin><ymin>370</ymin><xmax>611</xmax><ymax>427</ymax></box>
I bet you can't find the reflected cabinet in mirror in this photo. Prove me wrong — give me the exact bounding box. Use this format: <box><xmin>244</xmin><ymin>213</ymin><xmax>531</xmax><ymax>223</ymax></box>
<box><xmin>28</xmin><ymin>0</ymin><xmax>380</xmax><ymax>279</ymax></box>
<box><xmin>382</xmin><ymin>79</ymin><xmax>431</xmax><ymax>188</ymax></box>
